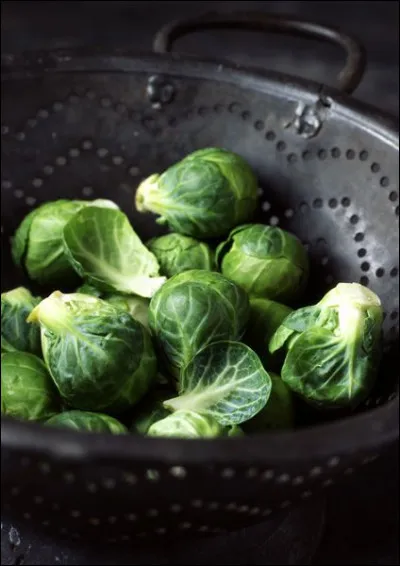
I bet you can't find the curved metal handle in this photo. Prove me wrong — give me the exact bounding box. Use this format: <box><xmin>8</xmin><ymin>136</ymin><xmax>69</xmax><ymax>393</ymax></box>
<box><xmin>153</xmin><ymin>11</ymin><xmax>366</xmax><ymax>94</ymax></box>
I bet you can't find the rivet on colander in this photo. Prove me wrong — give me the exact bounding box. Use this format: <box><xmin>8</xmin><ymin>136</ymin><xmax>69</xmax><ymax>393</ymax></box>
<box><xmin>125</xmin><ymin>513</ymin><xmax>137</xmax><ymax>521</ymax></box>
<box><xmin>322</xmin><ymin>479</ymin><xmax>334</xmax><ymax>488</ymax></box>
<box><xmin>60</xmin><ymin>527</ymin><xmax>68</xmax><ymax>535</ymax></box>
<box><xmin>344</xmin><ymin>467</ymin><xmax>354</xmax><ymax>475</ymax></box>
<box><xmin>1</xmin><ymin>180</ymin><xmax>12</xmax><ymax>189</ymax></box>
<box><xmin>86</xmin><ymin>482</ymin><xmax>98</xmax><ymax>493</ymax></box>
<box><xmin>107</xmin><ymin>516</ymin><xmax>117</xmax><ymax>524</ymax></box>
<box><xmin>11</xmin><ymin>487</ymin><xmax>20</xmax><ymax>496</ymax></box>
<box><xmin>208</xmin><ymin>502</ymin><xmax>219</xmax><ymax>510</ymax></box>
<box><xmin>89</xmin><ymin>518</ymin><xmax>100</xmax><ymax>526</ymax></box>
<box><xmin>55</xmin><ymin>156</ymin><xmax>67</xmax><ymax>166</ymax></box>
<box><xmin>280</xmin><ymin>500</ymin><xmax>292</xmax><ymax>509</ymax></box>
<box><xmin>52</xmin><ymin>503</ymin><xmax>60</xmax><ymax>510</ymax></box>
<box><xmin>53</xmin><ymin>101</ymin><xmax>64</xmax><ymax>112</ymax></box>
<box><xmin>33</xmin><ymin>496</ymin><xmax>44</xmax><ymax>504</ymax></box>
<box><xmin>225</xmin><ymin>503</ymin><xmax>237</xmax><ymax>511</ymax></box>
<box><xmin>43</xmin><ymin>165</ymin><xmax>54</xmax><ymax>176</ymax></box>
<box><xmin>70</xmin><ymin>510</ymin><xmax>81</xmax><ymax>518</ymax></box>
<box><xmin>238</xmin><ymin>505</ymin><xmax>250</xmax><ymax>513</ymax></box>
<box><xmin>1</xmin><ymin>125</ymin><xmax>9</xmax><ymax>134</ymax></box>
<box><xmin>156</xmin><ymin>527</ymin><xmax>167</xmax><ymax>535</ymax></box>
<box><xmin>25</xmin><ymin>196</ymin><xmax>37</xmax><ymax>206</ymax></box>
<box><xmin>179</xmin><ymin>522</ymin><xmax>192</xmax><ymax>530</ymax></box>
<box><xmin>120</xmin><ymin>535</ymin><xmax>130</xmax><ymax>541</ymax></box>
<box><xmin>69</xmin><ymin>148</ymin><xmax>80</xmax><ymax>158</ymax></box>
<box><xmin>145</xmin><ymin>469</ymin><xmax>160</xmax><ymax>481</ymax></box>
<box><xmin>191</xmin><ymin>499</ymin><xmax>203</xmax><ymax>508</ymax></box>
<box><xmin>23</xmin><ymin>512</ymin><xmax>32</xmax><ymax>520</ymax></box>
<box><xmin>169</xmin><ymin>466</ymin><xmax>187</xmax><ymax>479</ymax></box>
<box><xmin>112</xmin><ymin>156</ymin><xmax>124</xmax><ymax>166</ymax></box>
<box><xmin>262</xmin><ymin>509</ymin><xmax>272</xmax><ymax>517</ymax></box>
<box><xmin>15</xmin><ymin>132</ymin><xmax>26</xmax><ymax>141</ymax></box>
<box><xmin>261</xmin><ymin>201</ymin><xmax>271</xmax><ymax>212</ymax></box>
<box><xmin>14</xmin><ymin>189</ymin><xmax>24</xmax><ymax>199</ymax></box>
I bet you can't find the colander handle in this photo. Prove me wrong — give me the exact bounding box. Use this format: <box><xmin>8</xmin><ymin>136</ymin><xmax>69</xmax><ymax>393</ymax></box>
<box><xmin>153</xmin><ymin>11</ymin><xmax>366</xmax><ymax>94</ymax></box>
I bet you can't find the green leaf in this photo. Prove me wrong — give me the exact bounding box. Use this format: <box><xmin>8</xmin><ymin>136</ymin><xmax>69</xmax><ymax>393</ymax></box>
<box><xmin>46</xmin><ymin>410</ymin><xmax>128</xmax><ymax>434</ymax></box>
<box><xmin>1</xmin><ymin>287</ymin><xmax>42</xmax><ymax>356</ymax></box>
<box><xmin>164</xmin><ymin>341</ymin><xmax>271</xmax><ymax>426</ymax></box>
<box><xmin>63</xmin><ymin>207</ymin><xmax>166</xmax><ymax>298</ymax></box>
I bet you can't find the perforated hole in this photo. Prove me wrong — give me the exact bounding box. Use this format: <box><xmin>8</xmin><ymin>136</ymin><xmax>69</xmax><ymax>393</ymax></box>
<box><xmin>361</xmin><ymin>262</ymin><xmax>370</xmax><ymax>272</ymax></box>
<box><xmin>357</xmin><ymin>248</ymin><xmax>367</xmax><ymax>258</ymax></box>
<box><xmin>312</xmin><ymin>198</ymin><xmax>323</xmax><ymax>208</ymax></box>
<box><xmin>254</xmin><ymin>120</ymin><xmax>264</xmax><ymax>131</ymax></box>
<box><xmin>350</xmin><ymin>214</ymin><xmax>359</xmax><ymax>225</ymax></box>
<box><xmin>376</xmin><ymin>268</ymin><xmax>385</xmax><ymax>278</ymax></box>
<box><xmin>318</xmin><ymin>149</ymin><xmax>327</xmax><ymax>160</ymax></box>
<box><xmin>360</xmin><ymin>275</ymin><xmax>369</xmax><ymax>286</ymax></box>
<box><xmin>341</xmin><ymin>197</ymin><xmax>351</xmax><ymax>207</ymax></box>
<box><xmin>328</xmin><ymin>198</ymin><xmax>338</xmax><ymax>208</ymax></box>
<box><xmin>354</xmin><ymin>232</ymin><xmax>365</xmax><ymax>242</ymax></box>
<box><xmin>265</xmin><ymin>131</ymin><xmax>276</xmax><ymax>141</ymax></box>
<box><xmin>269</xmin><ymin>215</ymin><xmax>280</xmax><ymax>226</ymax></box>
<box><xmin>331</xmin><ymin>147</ymin><xmax>341</xmax><ymax>158</ymax></box>
<box><xmin>241</xmin><ymin>111</ymin><xmax>251</xmax><ymax>121</ymax></box>
<box><xmin>390</xmin><ymin>267</ymin><xmax>398</xmax><ymax>277</ymax></box>
<box><xmin>287</xmin><ymin>153</ymin><xmax>297</xmax><ymax>164</ymax></box>
<box><xmin>371</xmin><ymin>162</ymin><xmax>380</xmax><ymax>173</ymax></box>
<box><xmin>389</xmin><ymin>191</ymin><xmax>398</xmax><ymax>202</ymax></box>
<box><xmin>228</xmin><ymin>102</ymin><xmax>240</xmax><ymax>113</ymax></box>
<box><xmin>380</xmin><ymin>176</ymin><xmax>390</xmax><ymax>188</ymax></box>
<box><xmin>302</xmin><ymin>150</ymin><xmax>312</xmax><ymax>161</ymax></box>
<box><xmin>346</xmin><ymin>149</ymin><xmax>355</xmax><ymax>160</ymax></box>
<box><xmin>276</xmin><ymin>141</ymin><xmax>286</xmax><ymax>152</ymax></box>
<box><xmin>214</xmin><ymin>104</ymin><xmax>224</xmax><ymax>114</ymax></box>
<box><xmin>55</xmin><ymin>156</ymin><xmax>67</xmax><ymax>166</ymax></box>
<box><xmin>359</xmin><ymin>150</ymin><xmax>369</xmax><ymax>161</ymax></box>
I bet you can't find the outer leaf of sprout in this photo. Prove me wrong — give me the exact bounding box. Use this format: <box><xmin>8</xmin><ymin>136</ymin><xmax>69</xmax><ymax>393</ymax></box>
<box><xmin>46</xmin><ymin>410</ymin><xmax>128</xmax><ymax>434</ymax></box>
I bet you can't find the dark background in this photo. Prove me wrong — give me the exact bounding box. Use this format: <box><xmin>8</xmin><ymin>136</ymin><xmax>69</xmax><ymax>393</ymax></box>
<box><xmin>1</xmin><ymin>1</ymin><xmax>399</xmax><ymax>564</ymax></box>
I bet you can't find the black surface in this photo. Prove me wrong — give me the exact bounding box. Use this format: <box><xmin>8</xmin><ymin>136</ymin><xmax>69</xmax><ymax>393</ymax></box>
<box><xmin>1</xmin><ymin>2</ymin><xmax>399</xmax><ymax>564</ymax></box>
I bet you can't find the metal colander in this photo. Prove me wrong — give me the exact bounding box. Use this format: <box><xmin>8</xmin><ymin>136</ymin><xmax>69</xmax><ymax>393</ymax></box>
<box><xmin>1</xmin><ymin>13</ymin><xmax>399</xmax><ymax>544</ymax></box>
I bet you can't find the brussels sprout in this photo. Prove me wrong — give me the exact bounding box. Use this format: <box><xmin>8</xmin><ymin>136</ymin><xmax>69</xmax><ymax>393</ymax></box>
<box><xmin>164</xmin><ymin>341</ymin><xmax>271</xmax><ymax>425</ymax></box>
<box><xmin>147</xmin><ymin>410</ymin><xmax>243</xmax><ymax>439</ymax></box>
<box><xmin>1</xmin><ymin>287</ymin><xmax>42</xmax><ymax>356</ymax></box>
<box><xmin>269</xmin><ymin>283</ymin><xmax>383</xmax><ymax>410</ymax></box>
<box><xmin>75</xmin><ymin>283</ymin><xmax>103</xmax><ymax>298</ymax></box>
<box><xmin>75</xmin><ymin>284</ymin><xmax>150</xmax><ymax>330</ymax></box>
<box><xmin>1</xmin><ymin>352</ymin><xmax>60</xmax><ymax>421</ymax></box>
<box><xmin>63</xmin><ymin>207</ymin><xmax>166</xmax><ymax>298</ymax></box>
<box><xmin>12</xmin><ymin>199</ymin><xmax>119</xmax><ymax>287</ymax></box>
<box><xmin>28</xmin><ymin>291</ymin><xmax>157</xmax><ymax>413</ymax></box>
<box><xmin>149</xmin><ymin>270</ymin><xmax>250</xmax><ymax>377</ymax></box>
<box><xmin>130</xmin><ymin>388</ymin><xmax>174</xmax><ymax>435</ymax></box>
<box><xmin>242</xmin><ymin>373</ymin><xmax>294</xmax><ymax>432</ymax></box>
<box><xmin>46</xmin><ymin>410</ymin><xmax>128</xmax><ymax>434</ymax></box>
<box><xmin>216</xmin><ymin>224</ymin><xmax>309</xmax><ymax>303</ymax></box>
<box><xmin>106</xmin><ymin>295</ymin><xmax>150</xmax><ymax>331</ymax></box>
<box><xmin>146</xmin><ymin>233</ymin><xmax>215</xmax><ymax>278</ymax></box>
<box><xmin>243</xmin><ymin>298</ymin><xmax>292</xmax><ymax>371</ymax></box>
<box><xmin>135</xmin><ymin>148</ymin><xmax>258</xmax><ymax>239</ymax></box>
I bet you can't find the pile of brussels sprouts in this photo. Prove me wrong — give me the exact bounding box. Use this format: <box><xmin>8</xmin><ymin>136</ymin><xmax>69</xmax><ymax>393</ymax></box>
<box><xmin>1</xmin><ymin>148</ymin><xmax>384</xmax><ymax>438</ymax></box>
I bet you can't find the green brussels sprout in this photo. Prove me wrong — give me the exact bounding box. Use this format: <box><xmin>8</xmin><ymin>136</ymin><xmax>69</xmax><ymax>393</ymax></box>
<box><xmin>1</xmin><ymin>351</ymin><xmax>60</xmax><ymax>421</ymax></box>
<box><xmin>75</xmin><ymin>283</ymin><xmax>103</xmax><ymax>298</ymax></box>
<box><xmin>75</xmin><ymin>284</ymin><xmax>150</xmax><ymax>330</ymax></box>
<box><xmin>242</xmin><ymin>373</ymin><xmax>294</xmax><ymax>432</ymax></box>
<box><xmin>1</xmin><ymin>287</ymin><xmax>42</xmax><ymax>356</ymax></box>
<box><xmin>269</xmin><ymin>283</ymin><xmax>384</xmax><ymax>410</ymax></box>
<box><xmin>63</xmin><ymin>206</ymin><xmax>166</xmax><ymax>298</ymax></box>
<box><xmin>28</xmin><ymin>291</ymin><xmax>157</xmax><ymax>413</ymax></box>
<box><xmin>46</xmin><ymin>410</ymin><xmax>128</xmax><ymax>434</ymax></box>
<box><xmin>106</xmin><ymin>295</ymin><xmax>150</xmax><ymax>331</ymax></box>
<box><xmin>149</xmin><ymin>270</ymin><xmax>250</xmax><ymax>377</ymax></box>
<box><xmin>130</xmin><ymin>388</ymin><xmax>174</xmax><ymax>435</ymax></box>
<box><xmin>135</xmin><ymin>148</ymin><xmax>259</xmax><ymax>239</ymax></box>
<box><xmin>216</xmin><ymin>224</ymin><xmax>309</xmax><ymax>303</ymax></box>
<box><xmin>164</xmin><ymin>341</ymin><xmax>271</xmax><ymax>425</ymax></box>
<box><xmin>147</xmin><ymin>410</ymin><xmax>243</xmax><ymax>439</ymax></box>
<box><xmin>11</xmin><ymin>199</ymin><xmax>119</xmax><ymax>287</ymax></box>
<box><xmin>146</xmin><ymin>233</ymin><xmax>215</xmax><ymax>278</ymax></box>
<box><xmin>243</xmin><ymin>297</ymin><xmax>292</xmax><ymax>371</ymax></box>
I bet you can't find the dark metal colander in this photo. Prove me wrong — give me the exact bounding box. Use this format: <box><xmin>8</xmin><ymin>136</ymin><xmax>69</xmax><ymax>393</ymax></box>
<box><xmin>1</xmin><ymin>13</ymin><xmax>399</xmax><ymax>544</ymax></box>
